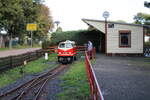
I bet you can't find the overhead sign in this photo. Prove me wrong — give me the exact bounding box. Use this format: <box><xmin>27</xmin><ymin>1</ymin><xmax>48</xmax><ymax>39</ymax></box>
<box><xmin>26</xmin><ymin>24</ymin><xmax>37</xmax><ymax>31</ymax></box>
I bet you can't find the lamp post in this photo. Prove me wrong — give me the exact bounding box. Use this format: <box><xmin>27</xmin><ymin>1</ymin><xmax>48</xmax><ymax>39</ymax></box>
<box><xmin>103</xmin><ymin>11</ymin><xmax>109</xmax><ymax>54</ymax></box>
<box><xmin>54</xmin><ymin>21</ymin><xmax>60</xmax><ymax>29</ymax></box>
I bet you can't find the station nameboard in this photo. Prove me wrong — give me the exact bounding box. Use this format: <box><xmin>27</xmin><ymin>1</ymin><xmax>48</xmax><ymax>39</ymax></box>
<box><xmin>26</xmin><ymin>24</ymin><xmax>37</xmax><ymax>31</ymax></box>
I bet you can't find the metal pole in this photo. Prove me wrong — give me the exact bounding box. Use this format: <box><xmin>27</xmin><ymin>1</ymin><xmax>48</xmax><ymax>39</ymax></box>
<box><xmin>103</xmin><ymin>11</ymin><xmax>109</xmax><ymax>55</ymax></box>
<box><xmin>105</xmin><ymin>18</ymin><xmax>107</xmax><ymax>54</ymax></box>
<box><xmin>31</xmin><ymin>31</ymin><xmax>33</xmax><ymax>48</ymax></box>
<box><xmin>9</xmin><ymin>33</ymin><xmax>12</xmax><ymax>49</ymax></box>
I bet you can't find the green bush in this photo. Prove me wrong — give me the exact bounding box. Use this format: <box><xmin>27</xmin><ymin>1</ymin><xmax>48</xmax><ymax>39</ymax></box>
<box><xmin>51</xmin><ymin>30</ymin><xmax>102</xmax><ymax>45</ymax></box>
<box><xmin>42</xmin><ymin>30</ymin><xmax>103</xmax><ymax>50</ymax></box>
<box><xmin>42</xmin><ymin>41</ymin><xmax>53</xmax><ymax>49</ymax></box>
<box><xmin>145</xmin><ymin>41</ymin><xmax>150</xmax><ymax>47</ymax></box>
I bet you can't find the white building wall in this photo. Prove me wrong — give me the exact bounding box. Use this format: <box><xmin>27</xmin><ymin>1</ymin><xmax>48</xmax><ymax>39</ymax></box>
<box><xmin>107</xmin><ymin>24</ymin><xmax>143</xmax><ymax>53</ymax></box>
<box><xmin>83</xmin><ymin>19</ymin><xmax>144</xmax><ymax>54</ymax></box>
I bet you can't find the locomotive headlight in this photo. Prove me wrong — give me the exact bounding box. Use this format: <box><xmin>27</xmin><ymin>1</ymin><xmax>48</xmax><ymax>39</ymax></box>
<box><xmin>69</xmin><ymin>52</ymin><xmax>71</xmax><ymax>54</ymax></box>
<box><xmin>59</xmin><ymin>52</ymin><xmax>61</xmax><ymax>54</ymax></box>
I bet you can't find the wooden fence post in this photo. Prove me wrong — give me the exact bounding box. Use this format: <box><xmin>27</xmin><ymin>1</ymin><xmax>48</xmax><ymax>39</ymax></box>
<box><xmin>10</xmin><ymin>56</ymin><xmax>12</xmax><ymax>68</ymax></box>
<box><xmin>28</xmin><ymin>52</ymin><xmax>30</xmax><ymax>61</ymax></box>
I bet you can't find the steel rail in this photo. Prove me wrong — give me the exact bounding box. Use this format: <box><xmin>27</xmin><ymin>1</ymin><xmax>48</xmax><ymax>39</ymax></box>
<box><xmin>33</xmin><ymin>65</ymin><xmax>67</xmax><ymax>100</ymax></box>
<box><xmin>0</xmin><ymin>65</ymin><xmax>64</xmax><ymax>100</ymax></box>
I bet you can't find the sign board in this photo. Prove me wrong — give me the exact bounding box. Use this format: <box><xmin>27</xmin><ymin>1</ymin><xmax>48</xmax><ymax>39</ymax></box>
<box><xmin>103</xmin><ymin>11</ymin><xmax>110</xmax><ymax>19</ymax></box>
<box><xmin>26</xmin><ymin>24</ymin><xmax>37</xmax><ymax>31</ymax></box>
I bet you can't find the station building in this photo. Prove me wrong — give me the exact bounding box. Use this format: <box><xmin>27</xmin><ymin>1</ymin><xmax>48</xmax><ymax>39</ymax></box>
<box><xmin>82</xmin><ymin>19</ymin><xmax>150</xmax><ymax>56</ymax></box>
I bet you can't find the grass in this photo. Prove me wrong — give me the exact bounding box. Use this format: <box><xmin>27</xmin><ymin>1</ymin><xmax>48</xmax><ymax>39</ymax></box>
<box><xmin>58</xmin><ymin>60</ymin><xmax>90</xmax><ymax>100</ymax></box>
<box><xmin>0</xmin><ymin>53</ymin><xmax>58</xmax><ymax>88</ymax></box>
<box><xmin>0</xmin><ymin>48</ymin><xmax>10</xmax><ymax>51</ymax></box>
<box><xmin>24</xmin><ymin>54</ymin><xmax>57</xmax><ymax>74</ymax></box>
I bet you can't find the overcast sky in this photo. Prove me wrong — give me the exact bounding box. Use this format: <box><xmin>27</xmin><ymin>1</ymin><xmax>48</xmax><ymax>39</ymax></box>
<box><xmin>44</xmin><ymin>0</ymin><xmax>150</xmax><ymax>31</ymax></box>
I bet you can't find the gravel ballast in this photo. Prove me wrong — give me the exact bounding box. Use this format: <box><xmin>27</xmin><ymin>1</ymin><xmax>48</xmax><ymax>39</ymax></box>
<box><xmin>0</xmin><ymin>62</ymin><xmax>69</xmax><ymax>100</ymax></box>
<box><xmin>0</xmin><ymin>61</ymin><xmax>57</xmax><ymax>96</ymax></box>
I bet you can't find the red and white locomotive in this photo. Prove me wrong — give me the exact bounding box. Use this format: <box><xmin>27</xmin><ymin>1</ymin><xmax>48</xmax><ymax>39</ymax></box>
<box><xmin>57</xmin><ymin>40</ymin><xmax>77</xmax><ymax>64</ymax></box>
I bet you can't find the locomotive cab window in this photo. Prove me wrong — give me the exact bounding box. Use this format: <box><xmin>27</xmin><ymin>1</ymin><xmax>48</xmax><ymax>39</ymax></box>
<box><xmin>119</xmin><ymin>30</ymin><xmax>131</xmax><ymax>48</ymax></box>
<box><xmin>59</xmin><ymin>43</ymin><xmax>65</xmax><ymax>48</ymax></box>
<box><xmin>66</xmin><ymin>43</ymin><xmax>73</xmax><ymax>48</ymax></box>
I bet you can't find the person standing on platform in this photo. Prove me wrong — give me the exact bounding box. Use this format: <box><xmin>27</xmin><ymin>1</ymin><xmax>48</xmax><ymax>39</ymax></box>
<box><xmin>87</xmin><ymin>41</ymin><xmax>93</xmax><ymax>59</ymax></box>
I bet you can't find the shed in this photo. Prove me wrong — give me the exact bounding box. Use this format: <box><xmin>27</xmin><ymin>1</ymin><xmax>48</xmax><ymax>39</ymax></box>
<box><xmin>82</xmin><ymin>19</ymin><xmax>150</xmax><ymax>56</ymax></box>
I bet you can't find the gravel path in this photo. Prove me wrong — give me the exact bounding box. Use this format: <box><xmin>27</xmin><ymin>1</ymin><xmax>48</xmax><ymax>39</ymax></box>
<box><xmin>94</xmin><ymin>54</ymin><xmax>150</xmax><ymax>100</ymax></box>
<box><xmin>0</xmin><ymin>48</ymin><xmax>41</xmax><ymax>58</ymax></box>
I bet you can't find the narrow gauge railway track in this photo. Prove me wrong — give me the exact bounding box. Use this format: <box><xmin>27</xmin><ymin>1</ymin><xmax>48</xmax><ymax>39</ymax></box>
<box><xmin>0</xmin><ymin>64</ymin><xmax>69</xmax><ymax>100</ymax></box>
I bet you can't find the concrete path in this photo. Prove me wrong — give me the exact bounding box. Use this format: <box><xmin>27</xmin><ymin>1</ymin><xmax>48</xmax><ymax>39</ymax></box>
<box><xmin>0</xmin><ymin>48</ymin><xmax>41</xmax><ymax>58</ymax></box>
<box><xmin>93</xmin><ymin>54</ymin><xmax>150</xmax><ymax>100</ymax></box>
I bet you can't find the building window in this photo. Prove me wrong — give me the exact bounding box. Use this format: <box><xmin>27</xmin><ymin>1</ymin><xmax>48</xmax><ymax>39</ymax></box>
<box><xmin>119</xmin><ymin>30</ymin><xmax>131</xmax><ymax>47</ymax></box>
<box><xmin>108</xmin><ymin>24</ymin><xmax>114</xmax><ymax>28</ymax></box>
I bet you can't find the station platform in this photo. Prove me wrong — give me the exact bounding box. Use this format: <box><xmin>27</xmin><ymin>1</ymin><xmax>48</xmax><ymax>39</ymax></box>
<box><xmin>0</xmin><ymin>48</ymin><xmax>41</xmax><ymax>58</ymax></box>
<box><xmin>93</xmin><ymin>54</ymin><xmax>150</xmax><ymax>100</ymax></box>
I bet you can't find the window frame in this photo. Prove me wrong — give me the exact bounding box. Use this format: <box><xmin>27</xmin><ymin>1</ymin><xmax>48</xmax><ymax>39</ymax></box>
<box><xmin>119</xmin><ymin>30</ymin><xmax>131</xmax><ymax>48</ymax></box>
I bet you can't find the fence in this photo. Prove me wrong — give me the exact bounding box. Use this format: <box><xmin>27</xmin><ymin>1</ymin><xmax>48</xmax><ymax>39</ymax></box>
<box><xmin>45</xmin><ymin>46</ymin><xmax>58</xmax><ymax>54</ymax></box>
<box><xmin>85</xmin><ymin>51</ymin><xmax>104</xmax><ymax>100</ymax></box>
<box><xmin>45</xmin><ymin>46</ymin><xmax>87</xmax><ymax>54</ymax></box>
<box><xmin>0</xmin><ymin>49</ymin><xmax>43</xmax><ymax>71</ymax></box>
<box><xmin>144</xmin><ymin>46</ymin><xmax>150</xmax><ymax>57</ymax></box>
<box><xmin>76</xmin><ymin>46</ymin><xmax>87</xmax><ymax>53</ymax></box>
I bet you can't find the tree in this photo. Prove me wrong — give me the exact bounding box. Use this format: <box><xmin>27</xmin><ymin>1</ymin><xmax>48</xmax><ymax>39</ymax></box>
<box><xmin>133</xmin><ymin>1</ymin><xmax>150</xmax><ymax>25</ymax></box>
<box><xmin>115</xmin><ymin>20</ymin><xmax>127</xmax><ymax>23</ymax></box>
<box><xmin>144</xmin><ymin>1</ymin><xmax>150</xmax><ymax>8</ymax></box>
<box><xmin>36</xmin><ymin>4</ymin><xmax>54</xmax><ymax>38</ymax></box>
<box><xmin>134</xmin><ymin>13</ymin><xmax>150</xmax><ymax>36</ymax></box>
<box><xmin>133</xmin><ymin>13</ymin><xmax>150</xmax><ymax>25</ymax></box>
<box><xmin>0</xmin><ymin>0</ymin><xmax>54</xmax><ymax>48</ymax></box>
<box><xmin>144</xmin><ymin>1</ymin><xmax>150</xmax><ymax>43</ymax></box>
<box><xmin>0</xmin><ymin>0</ymin><xmax>24</xmax><ymax>48</ymax></box>
<box><xmin>56</xmin><ymin>27</ymin><xmax>63</xmax><ymax>32</ymax></box>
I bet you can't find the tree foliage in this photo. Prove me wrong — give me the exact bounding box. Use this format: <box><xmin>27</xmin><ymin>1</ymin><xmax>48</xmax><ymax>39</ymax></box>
<box><xmin>144</xmin><ymin>1</ymin><xmax>150</xmax><ymax>8</ymax></box>
<box><xmin>56</xmin><ymin>27</ymin><xmax>63</xmax><ymax>32</ymax></box>
<box><xmin>0</xmin><ymin>0</ymin><xmax>53</xmax><ymax>42</ymax></box>
<box><xmin>133</xmin><ymin>13</ymin><xmax>150</xmax><ymax>25</ymax></box>
<box><xmin>36</xmin><ymin>4</ymin><xmax>53</xmax><ymax>38</ymax></box>
<box><xmin>134</xmin><ymin>1</ymin><xmax>150</xmax><ymax>25</ymax></box>
<box><xmin>115</xmin><ymin>20</ymin><xmax>127</xmax><ymax>23</ymax></box>
<box><xmin>0</xmin><ymin>0</ymin><xmax>24</xmax><ymax>37</ymax></box>
<box><xmin>42</xmin><ymin>30</ymin><xmax>103</xmax><ymax>52</ymax></box>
